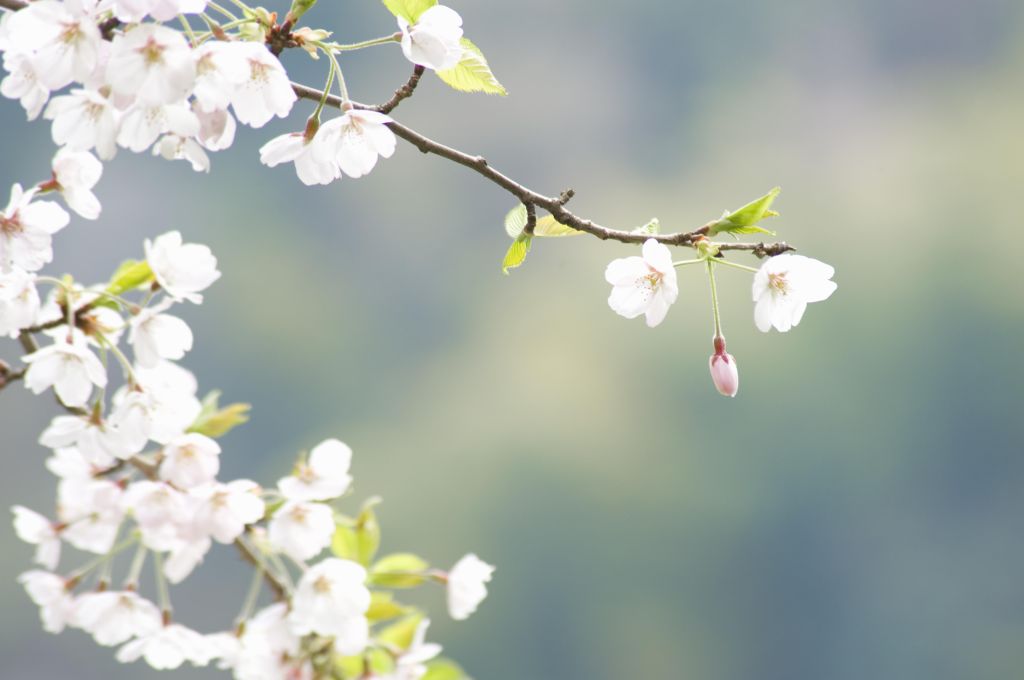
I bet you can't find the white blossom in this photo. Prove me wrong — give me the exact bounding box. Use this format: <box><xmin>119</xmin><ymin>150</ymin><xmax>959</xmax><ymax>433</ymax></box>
<box><xmin>128</xmin><ymin>298</ymin><xmax>193</xmax><ymax>368</ymax></box>
<box><xmin>0</xmin><ymin>267</ymin><xmax>39</xmax><ymax>337</ymax></box>
<box><xmin>751</xmin><ymin>253</ymin><xmax>837</xmax><ymax>332</ymax></box>
<box><xmin>398</xmin><ymin>5</ymin><xmax>464</xmax><ymax>71</ymax></box>
<box><xmin>5</xmin><ymin>0</ymin><xmax>103</xmax><ymax>91</ymax></box>
<box><xmin>106</xmin><ymin>24</ymin><xmax>195</xmax><ymax>106</ymax></box>
<box><xmin>44</xmin><ymin>88</ymin><xmax>121</xmax><ymax>160</ymax></box>
<box><xmin>192</xmin><ymin>41</ymin><xmax>248</xmax><ymax>113</ymax></box>
<box><xmin>317</xmin><ymin>109</ymin><xmax>397</xmax><ymax>179</ymax></box>
<box><xmin>164</xmin><ymin>534</ymin><xmax>211</xmax><ymax>584</ymax></box>
<box><xmin>189</xmin><ymin>480</ymin><xmax>264</xmax><ymax>544</ymax></box>
<box><xmin>144</xmin><ymin>231</ymin><xmax>220</xmax><ymax>304</ymax></box>
<box><xmin>19</xmin><ymin>570</ymin><xmax>74</xmax><ymax>633</ymax></box>
<box><xmin>1</xmin><ymin>51</ymin><xmax>50</xmax><ymax>120</ymax></box>
<box><xmin>40</xmin><ymin>413</ymin><xmax>131</xmax><ymax>466</ymax></box>
<box><xmin>117</xmin><ymin>101</ymin><xmax>198</xmax><ymax>153</ymax></box>
<box><xmin>379</xmin><ymin>619</ymin><xmax>442</xmax><ymax>680</ymax></box>
<box><xmin>0</xmin><ymin>183</ymin><xmax>70</xmax><ymax>273</ymax></box>
<box><xmin>267</xmin><ymin>500</ymin><xmax>334</xmax><ymax>562</ymax></box>
<box><xmin>230</xmin><ymin>43</ymin><xmax>296</xmax><ymax>128</ymax></box>
<box><xmin>153</xmin><ymin>133</ymin><xmax>209</xmax><ymax>172</ymax></box>
<box><xmin>122</xmin><ymin>480</ymin><xmax>191</xmax><ymax>551</ymax></box>
<box><xmin>278</xmin><ymin>438</ymin><xmax>353</xmax><ymax>502</ymax></box>
<box><xmin>259</xmin><ymin>129</ymin><xmax>339</xmax><ymax>186</ymax></box>
<box><xmin>446</xmin><ymin>553</ymin><xmax>494</xmax><ymax>621</ymax></box>
<box><xmin>194</xmin><ymin>104</ymin><xmax>235</xmax><ymax>151</ymax></box>
<box><xmin>125</xmin><ymin>360</ymin><xmax>202</xmax><ymax>443</ymax></box>
<box><xmin>50</xmin><ymin>148</ymin><xmax>103</xmax><ymax>219</ymax></box>
<box><xmin>11</xmin><ymin>505</ymin><xmax>60</xmax><ymax>570</ymax></box>
<box><xmin>23</xmin><ymin>338</ymin><xmax>107</xmax><ymax>408</ymax></box>
<box><xmin>288</xmin><ymin>558</ymin><xmax>370</xmax><ymax>654</ymax></box>
<box><xmin>58</xmin><ymin>477</ymin><xmax>124</xmax><ymax>554</ymax></box>
<box><xmin>604</xmin><ymin>238</ymin><xmax>679</xmax><ymax>328</ymax></box>
<box><xmin>45</xmin><ymin>445</ymin><xmax>95</xmax><ymax>479</ymax></box>
<box><xmin>111</xmin><ymin>0</ymin><xmax>208</xmax><ymax>23</ymax></box>
<box><xmin>72</xmin><ymin>590</ymin><xmax>162</xmax><ymax>646</ymax></box>
<box><xmin>116</xmin><ymin>622</ymin><xmax>215</xmax><ymax>670</ymax></box>
<box><xmin>159</xmin><ymin>432</ymin><xmax>221</xmax><ymax>488</ymax></box>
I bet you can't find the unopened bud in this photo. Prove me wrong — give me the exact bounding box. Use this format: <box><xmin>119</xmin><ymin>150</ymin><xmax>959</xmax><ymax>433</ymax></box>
<box><xmin>709</xmin><ymin>337</ymin><xmax>739</xmax><ymax>397</ymax></box>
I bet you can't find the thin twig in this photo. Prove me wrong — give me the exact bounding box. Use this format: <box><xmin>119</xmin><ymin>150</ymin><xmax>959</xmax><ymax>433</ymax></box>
<box><xmin>375</xmin><ymin>65</ymin><xmax>425</xmax><ymax>114</ymax></box>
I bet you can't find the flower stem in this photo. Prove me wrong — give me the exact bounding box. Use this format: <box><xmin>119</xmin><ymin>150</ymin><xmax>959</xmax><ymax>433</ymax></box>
<box><xmin>712</xmin><ymin>257</ymin><xmax>759</xmax><ymax>274</ymax></box>
<box><xmin>153</xmin><ymin>551</ymin><xmax>172</xmax><ymax>614</ymax></box>
<box><xmin>205</xmin><ymin>1</ymin><xmax>238</xmax><ymax>20</ymax></box>
<box><xmin>177</xmin><ymin>15</ymin><xmax>198</xmax><ymax>47</ymax></box>
<box><xmin>124</xmin><ymin>541</ymin><xmax>148</xmax><ymax>589</ymax></box>
<box><xmin>236</xmin><ymin>559</ymin><xmax>265</xmax><ymax>624</ymax></box>
<box><xmin>327</xmin><ymin>34</ymin><xmax>401</xmax><ymax>52</ymax></box>
<box><xmin>310</xmin><ymin>53</ymin><xmax>337</xmax><ymax>122</ymax></box>
<box><xmin>706</xmin><ymin>260</ymin><xmax>723</xmax><ymax>338</ymax></box>
<box><xmin>672</xmin><ymin>258</ymin><xmax>704</xmax><ymax>268</ymax></box>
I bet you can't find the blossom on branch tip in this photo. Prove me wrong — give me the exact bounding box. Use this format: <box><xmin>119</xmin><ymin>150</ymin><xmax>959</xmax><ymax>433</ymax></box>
<box><xmin>51</xmin><ymin>148</ymin><xmax>102</xmax><ymax>219</ymax></box>
<box><xmin>287</xmin><ymin>557</ymin><xmax>371</xmax><ymax>654</ymax></box>
<box><xmin>0</xmin><ymin>183</ymin><xmax>69</xmax><ymax>273</ymax></box>
<box><xmin>19</xmin><ymin>570</ymin><xmax>74</xmax><ymax>634</ymax></box>
<box><xmin>709</xmin><ymin>336</ymin><xmax>739</xmax><ymax>398</ymax></box>
<box><xmin>398</xmin><ymin>5</ymin><xmax>464</xmax><ymax>71</ymax></box>
<box><xmin>317</xmin><ymin>109</ymin><xmax>397</xmax><ymax>179</ymax></box>
<box><xmin>604</xmin><ymin>238</ymin><xmax>679</xmax><ymax>328</ymax></box>
<box><xmin>230</xmin><ymin>43</ymin><xmax>296</xmax><ymax>128</ymax></box>
<box><xmin>22</xmin><ymin>337</ymin><xmax>107</xmax><ymax>408</ymax></box>
<box><xmin>447</xmin><ymin>553</ymin><xmax>495</xmax><ymax>621</ymax></box>
<box><xmin>11</xmin><ymin>505</ymin><xmax>60</xmax><ymax>570</ymax></box>
<box><xmin>259</xmin><ymin>128</ymin><xmax>340</xmax><ymax>186</ymax></box>
<box><xmin>144</xmin><ymin>231</ymin><xmax>220</xmax><ymax>304</ymax></box>
<box><xmin>278</xmin><ymin>438</ymin><xmax>353</xmax><ymax>501</ymax></box>
<box><xmin>752</xmin><ymin>253</ymin><xmax>837</xmax><ymax>333</ymax></box>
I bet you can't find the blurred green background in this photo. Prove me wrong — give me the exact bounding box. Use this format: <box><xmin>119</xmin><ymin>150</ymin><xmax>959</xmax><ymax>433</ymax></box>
<box><xmin>2</xmin><ymin>0</ymin><xmax>1024</xmax><ymax>678</ymax></box>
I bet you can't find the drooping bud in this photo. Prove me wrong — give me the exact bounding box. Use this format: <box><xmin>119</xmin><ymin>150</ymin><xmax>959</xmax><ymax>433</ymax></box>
<box><xmin>709</xmin><ymin>336</ymin><xmax>739</xmax><ymax>397</ymax></box>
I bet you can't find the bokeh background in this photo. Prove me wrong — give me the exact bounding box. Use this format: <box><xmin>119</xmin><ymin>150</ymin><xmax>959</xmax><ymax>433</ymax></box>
<box><xmin>2</xmin><ymin>0</ymin><xmax>1024</xmax><ymax>678</ymax></box>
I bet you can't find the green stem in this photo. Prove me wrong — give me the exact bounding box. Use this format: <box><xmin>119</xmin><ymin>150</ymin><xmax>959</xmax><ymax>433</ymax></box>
<box><xmin>712</xmin><ymin>257</ymin><xmax>760</xmax><ymax>274</ymax></box>
<box><xmin>177</xmin><ymin>15</ymin><xmax>198</xmax><ymax>47</ymax></box>
<box><xmin>706</xmin><ymin>260</ymin><xmax>722</xmax><ymax>338</ymax></box>
<box><xmin>236</xmin><ymin>559</ymin><xmax>265</xmax><ymax>623</ymax></box>
<box><xmin>124</xmin><ymin>541</ymin><xmax>148</xmax><ymax>588</ymax></box>
<box><xmin>327</xmin><ymin>34</ymin><xmax>401</xmax><ymax>52</ymax></box>
<box><xmin>314</xmin><ymin>44</ymin><xmax>350</xmax><ymax>105</ymax></box>
<box><xmin>672</xmin><ymin>259</ymin><xmax>704</xmax><ymax>268</ymax></box>
<box><xmin>153</xmin><ymin>551</ymin><xmax>171</xmax><ymax>614</ymax></box>
<box><xmin>205</xmin><ymin>1</ymin><xmax>238</xmax><ymax>20</ymax></box>
<box><xmin>98</xmin><ymin>333</ymin><xmax>137</xmax><ymax>387</ymax></box>
<box><xmin>68</xmin><ymin>534</ymin><xmax>137</xmax><ymax>584</ymax></box>
<box><xmin>310</xmin><ymin>53</ymin><xmax>337</xmax><ymax>122</ymax></box>
<box><xmin>224</xmin><ymin>0</ymin><xmax>251</xmax><ymax>15</ymax></box>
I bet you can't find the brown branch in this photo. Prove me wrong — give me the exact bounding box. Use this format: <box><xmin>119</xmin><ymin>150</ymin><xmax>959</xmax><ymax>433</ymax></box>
<box><xmin>375</xmin><ymin>65</ymin><xmax>425</xmax><ymax>115</ymax></box>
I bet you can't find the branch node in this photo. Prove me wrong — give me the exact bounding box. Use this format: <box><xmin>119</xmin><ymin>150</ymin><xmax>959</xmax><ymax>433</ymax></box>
<box><xmin>556</xmin><ymin>188</ymin><xmax>576</xmax><ymax>206</ymax></box>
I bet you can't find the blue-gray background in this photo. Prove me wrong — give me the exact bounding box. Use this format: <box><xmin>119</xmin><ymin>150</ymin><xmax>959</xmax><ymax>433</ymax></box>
<box><xmin>2</xmin><ymin>1</ymin><xmax>1023</xmax><ymax>678</ymax></box>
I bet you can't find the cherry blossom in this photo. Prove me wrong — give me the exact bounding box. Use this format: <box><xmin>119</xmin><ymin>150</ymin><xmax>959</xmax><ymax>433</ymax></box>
<box><xmin>159</xmin><ymin>432</ymin><xmax>221</xmax><ymax>488</ymax></box>
<box><xmin>1</xmin><ymin>50</ymin><xmax>49</xmax><ymax>119</ymax></box>
<box><xmin>123</xmin><ymin>480</ymin><xmax>191</xmax><ymax>550</ymax></box>
<box><xmin>751</xmin><ymin>253</ymin><xmax>837</xmax><ymax>333</ymax></box>
<box><xmin>117</xmin><ymin>101</ymin><xmax>199</xmax><ymax>153</ymax></box>
<box><xmin>127</xmin><ymin>298</ymin><xmax>194</xmax><ymax>368</ymax></box>
<box><xmin>0</xmin><ymin>267</ymin><xmax>39</xmax><ymax>337</ymax></box>
<box><xmin>381</xmin><ymin>619</ymin><xmax>442</xmax><ymax>680</ymax></box>
<box><xmin>192</xmin><ymin>41</ymin><xmax>248</xmax><ymax>113</ymax></box>
<box><xmin>194</xmin><ymin>105</ymin><xmax>236</xmax><ymax>151</ymax></box>
<box><xmin>58</xmin><ymin>477</ymin><xmax>125</xmax><ymax>554</ymax></box>
<box><xmin>116</xmin><ymin>622</ymin><xmax>215</xmax><ymax>670</ymax></box>
<box><xmin>106</xmin><ymin>24</ymin><xmax>195</xmax><ymax>106</ymax></box>
<box><xmin>22</xmin><ymin>338</ymin><xmax>107</xmax><ymax>408</ymax></box>
<box><xmin>708</xmin><ymin>336</ymin><xmax>739</xmax><ymax>398</ymax></box>
<box><xmin>229</xmin><ymin>43</ymin><xmax>297</xmax><ymax>128</ymax></box>
<box><xmin>446</xmin><ymin>553</ymin><xmax>494</xmax><ymax>621</ymax></box>
<box><xmin>40</xmin><ymin>413</ymin><xmax>131</xmax><ymax>466</ymax></box>
<box><xmin>0</xmin><ymin>182</ymin><xmax>70</xmax><ymax>272</ymax></box>
<box><xmin>110</xmin><ymin>0</ymin><xmax>209</xmax><ymax>24</ymax></box>
<box><xmin>72</xmin><ymin>590</ymin><xmax>162</xmax><ymax>647</ymax></box>
<box><xmin>189</xmin><ymin>480</ymin><xmax>265</xmax><ymax>544</ymax></box>
<box><xmin>267</xmin><ymin>499</ymin><xmax>334</xmax><ymax>562</ymax></box>
<box><xmin>604</xmin><ymin>238</ymin><xmax>679</xmax><ymax>328</ymax></box>
<box><xmin>317</xmin><ymin>109</ymin><xmax>397</xmax><ymax>179</ymax></box>
<box><xmin>126</xmin><ymin>360</ymin><xmax>202</xmax><ymax>443</ymax></box>
<box><xmin>259</xmin><ymin>129</ymin><xmax>340</xmax><ymax>186</ymax></box>
<box><xmin>152</xmin><ymin>133</ymin><xmax>209</xmax><ymax>172</ymax></box>
<box><xmin>398</xmin><ymin>5</ymin><xmax>464</xmax><ymax>71</ymax></box>
<box><xmin>50</xmin><ymin>148</ymin><xmax>103</xmax><ymax>219</ymax></box>
<box><xmin>19</xmin><ymin>570</ymin><xmax>75</xmax><ymax>634</ymax></box>
<box><xmin>11</xmin><ymin>505</ymin><xmax>60</xmax><ymax>570</ymax></box>
<box><xmin>144</xmin><ymin>231</ymin><xmax>221</xmax><ymax>304</ymax></box>
<box><xmin>278</xmin><ymin>438</ymin><xmax>353</xmax><ymax>501</ymax></box>
<box><xmin>288</xmin><ymin>558</ymin><xmax>371</xmax><ymax>654</ymax></box>
<box><xmin>44</xmin><ymin>88</ymin><xmax>121</xmax><ymax>160</ymax></box>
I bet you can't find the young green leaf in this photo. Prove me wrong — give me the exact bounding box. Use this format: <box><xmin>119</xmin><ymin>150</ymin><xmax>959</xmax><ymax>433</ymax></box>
<box><xmin>706</xmin><ymin>187</ymin><xmax>781</xmax><ymax>237</ymax></box>
<box><xmin>106</xmin><ymin>259</ymin><xmax>154</xmax><ymax>296</ymax></box>
<box><xmin>188</xmin><ymin>390</ymin><xmax>251</xmax><ymax>438</ymax></box>
<box><xmin>504</xmin><ymin>203</ymin><xmax>528</xmax><ymax>238</ymax></box>
<box><xmin>378</xmin><ymin>613</ymin><xmax>425</xmax><ymax>651</ymax></box>
<box><xmin>367</xmin><ymin>591</ymin><xmax>409</xmax><ymax>622</ymax></box>
<box><xmin>369</xmin><ymin>552</ymin><xmax>430</xmax><ymax>587</ymax></box>
<box><xmin>422</xmin><ymin>659</ymin><xmax>470</xmax><ymax>680</ymax></box>
<box><xmin>533</xmin><ymin>215</ymin><xmax>580</xmax><ymax>237</ymax></box>
<box><xmin>381</xmin><ymin>0</ymin><xmax>436</xmax><ymax>23</ymax></box>
<box><xmin>631</xmin><ymin>218</ymin><xmax>661</xmax><ymax>236</ymax></box>
<box><xmin>502</xmin><ymin>234</ymin><xmax>532</xmax><ymax>275</ymax></box>
<box><xmin>437</xmin><ymin>38</ymin><xmax>507</xmax><ymax>95</ymax></box>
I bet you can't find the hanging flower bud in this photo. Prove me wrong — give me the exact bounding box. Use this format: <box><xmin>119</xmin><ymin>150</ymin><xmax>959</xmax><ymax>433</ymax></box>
<box><xmin>709</xmin><ymin>336</ymin><xmax>739</xmax><ymax>398</ymax></box>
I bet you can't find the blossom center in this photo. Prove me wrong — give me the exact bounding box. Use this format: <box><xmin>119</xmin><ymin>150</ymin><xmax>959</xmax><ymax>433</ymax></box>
<box><xmin>768</xmin><ymin>271</ymin><xmax>789</xmax><ymax>294</ymax></box>
<box><xmin>0</xmin><ymin>213</ymin><xmax>22</xmax><ymax>235</ymax></box>
<box><xmin>249</xmin><ymin>60</ymin><xmax>270</xmax><ymax>84</ymax></box>
<box><xmin>312</xmin><ymin>574</ymin><xmax>332</xmax><ymax>593</ymax></box>
<box><xmin>60</xmin><ymin>22</ymin><xmax>82</xmax><ymax>46</ymax></box>
<box><xmin>140</xmin><ymin>39</ymin><xmax>165</xmax><ymax>66</ymax></box>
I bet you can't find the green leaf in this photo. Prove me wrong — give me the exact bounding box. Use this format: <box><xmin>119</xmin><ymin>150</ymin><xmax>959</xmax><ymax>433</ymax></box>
<box><xmin>381</xmin><ymin>0</ymin><xmax>435</xmax><ymax>23</ymax></box>
<box><xmin>366</xmin><ymin>591</ymin><xmax>409</xmax><ymax>622</ymax></box>
<box><xmin>422</xmin><ymin>659</ymin><xmax>470</xmax><ymax>680</ymax></box>
<box><xmin>369</xmin><ymin>552</ymin><xmax>429</xmax><ymax>587</ymax></box>
<box><xmin>287</xmin><ymin>0</ymin><xmax>318</xmax><ymax>21</ymax></box>
<box><xmin>504</xmin><ymin>204</ymin><xmax>528</xmax><ymax>239</ymax></box>
<box><xmin>331</xmin><ymin>524</ymin><xmax>359</xmax><ymax>561</ymax></box>
<box><xmin>377</xmin><ymin>613</ymin><xmax>424</xmax><ymax>651</ymax></box>
<box><xmin>188</xmin><ymin>390</ymin><xmax>251</xmax><ymax>438</ymax></box>
<box><xmin>631</xmin><ymin>218</ymin><xmax>661</xmax><ymax>236</ymax></box>
<box><xmin>436</xmin><ymin>38</ymin><xmax>507</xmax><ymax>96</ymax></box>
<box><xmin>706</xmin><ymin>187</ymin><xmax>781</xmax><ymax>237</ymax></box>
<box><xmin>355</xmin><ymin>499</ymin><xmax>382</xmax><ymax>566</ymax></box>
<box><xmin>335</xmin><ymin>654</ymin><xmax>364</xmax><ymax>679</ymax></box>
<box><xmin>501</xmin><ymin>234</ymin><xmax>532</xmax><ymax>275</ymax></box>
<box><xmin>106</xmin><ymin>260</ymin><xmax>154</xmax><ymax>296</ymax></box>
<box><xmin>533</xmin><ymin>215</ymin><xmax>580</xmax><ymax>237</ymax></box>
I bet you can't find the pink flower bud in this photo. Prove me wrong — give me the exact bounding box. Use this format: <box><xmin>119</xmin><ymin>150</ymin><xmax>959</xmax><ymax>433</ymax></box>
<box><xmin>709</xmin><ymin>338</ymin><xmax>739</xmax><ymax>397</ymax></box>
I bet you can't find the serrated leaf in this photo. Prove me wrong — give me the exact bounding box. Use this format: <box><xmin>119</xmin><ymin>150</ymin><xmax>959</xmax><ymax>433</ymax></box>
<box><xmin>437</xmin><ymin>38</ymin><xmax>507</xmax><ymax>96</ymax></box>
<box><xmin>381</xmin><ymin>0</ymin><xmax>435</xmax><ymax>23</ymax></box>
<box><xmin>369</xmin><ymin>552</ymin><xmax>429</xmax><ymax>587</ymax></box>
<box><xmin>422</xmin><ymin>659</ymin><xmax>470</xmax><ymax>680</ymax></box>
<box><xmin>367</xmin><ymin>591</ymin><xmax>409</xmax><ymax>622</ymax></box>
<box><xmin>533</xmin><ymin>215</ymin><xmax>580</xmax><ymax>237</ymax></box>
<box><xmin>504</xmin><ymin>203</ymin><xmax>528</xmax><ymax>238</ymax></box>
<box><xmin>502</xmin><ymin>234</ymin><xmax>532</xmax><ymax>275</ymax></box>
<box><xmin>378</xmin><ymin>613</ymin><xmax>424</xmax><ymax>651</ymax></box>
<box><xmin>106</xmin><ymin>259</ymin><xmax>154</xmax><ymax>296</ymax></box>
<box><xmin>707</xmin><ymin>187</ymin><xmax>781</xmax><ymax>237</ymax></box>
